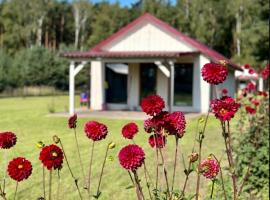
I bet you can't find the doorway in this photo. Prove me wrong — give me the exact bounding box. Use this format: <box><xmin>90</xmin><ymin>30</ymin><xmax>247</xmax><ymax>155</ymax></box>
<box><xmin>140</xmin><ymin>63</ymin><xmax>157</xmax><ymax>101</ymax></box>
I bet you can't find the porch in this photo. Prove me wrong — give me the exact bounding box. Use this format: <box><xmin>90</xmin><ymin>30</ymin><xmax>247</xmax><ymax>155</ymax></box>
<box><xmin>68</xmin><ymin>53</ymin><xmax>211</xmax><ymax>115</ymax></box>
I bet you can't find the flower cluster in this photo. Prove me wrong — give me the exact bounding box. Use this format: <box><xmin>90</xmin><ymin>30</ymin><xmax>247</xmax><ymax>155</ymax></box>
<box><xmin>121</xmin><ymin>122</ymin><xmax>138</xmax><ymax>139</ymax></box>
<box><xmin>118</xmin><ymin>144</ymin><xmax>145</xmax><ymax>171</ymax></box>
<box><xmin>7</xmin><ymin>157</ymin><xmax>32</xmax><ymax>182</ymax></box>
<box><xmin>211</xmin><ymin>96</ymin><xmax>241</xmax><ymax>121</ymax></box>
<box><xmin>0</xmin><ymin>131</ymin><xmax>17</xmax><ymax>149</ymax></box>
<box><xmin>140</xmin><ymin>95</ymin><xmax>186</xmax><ymax>150</ymax></box>
<box><xmin>201</xmin><ymin>63</ymin><xmax>228</xmax><ymax>85</ymax></box>
<box><xmin>39</xmin><ymin>144</ymin><xmax>64</xmax><ymax>170</ymax></box>
<box><xmin>199</xmin><ymin>157</ymin><xmax>220</xmax><ymax>179</ymax></box>
<box><xmin>84</xmin><ymin>121</ymin><xmax>108</xmax><ymax>141</ymax></box>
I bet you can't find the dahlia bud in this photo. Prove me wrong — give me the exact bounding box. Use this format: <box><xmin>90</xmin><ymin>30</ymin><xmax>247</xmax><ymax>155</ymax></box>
<box><xmin>53</xmin><ymin>135</ymin><xmax>60</xmax><ymax>144</ymax></box>
<box><xmin>107</xmin><ymin>155</ymin><xmax>114</xmax><ymax>162</ymax></box>
<box><xmin>198</xmin><ymin>117</ymin><xmax>205</xmax><ymax>124</ymax></box>
<box><xmin>189</xmin><ymin>152</ymin><xmax>199</xmax><ymax>162</ymax></box>
<box><xmin>219</xmin><ymin>60</ymin><xmax>227</xmax><ymax>66</ymax></box>
<box><xmin>108</xmin><ymin>142</ymin><xmax>116</xmax><ymax>149</ymax></box>
<box><xmin>36</xmin><ymin>141</ymin><xmax>45</xmax><ymax>149</ymax></box>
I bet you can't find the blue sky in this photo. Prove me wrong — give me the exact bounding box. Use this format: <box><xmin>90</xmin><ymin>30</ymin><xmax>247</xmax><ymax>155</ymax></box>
<box><xmin>91</xmin><ymin>0</ymin><xmax>176</xmax><ymax>7</ymax></box>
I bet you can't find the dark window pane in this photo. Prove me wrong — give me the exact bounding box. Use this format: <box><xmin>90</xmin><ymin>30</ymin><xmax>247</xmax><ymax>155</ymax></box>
<box><xmin>140</xmin><ymin>63</ymin><xmax>157</xmax><ymax>100</ymax></box>
<box><xmin>174</xmin><ymin>63</ymin><xmax>193</xmax><ymax>106</ymax></box>
<box><xmin>105</xmin><ymin>64</ymin><xmax>128</xmax><ymax>103</ymax></box>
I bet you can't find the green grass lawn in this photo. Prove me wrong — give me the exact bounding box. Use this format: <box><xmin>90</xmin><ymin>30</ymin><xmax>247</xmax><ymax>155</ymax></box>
<box><xmin>0</xmin><ymin>96</ymin><xmax>234</xmax><ymax>200</ymax></box>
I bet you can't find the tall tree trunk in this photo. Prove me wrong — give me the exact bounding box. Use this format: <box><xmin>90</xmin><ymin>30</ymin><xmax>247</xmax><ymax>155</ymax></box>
<box><xmin>45</xmin><ymin>30</ymin><xmax>49</xmax><ymax>48</ymax></box>
<box><xmin>235</xmin><ymin>5</ymin><xmax>243</xmax><ymax>56</ymax></box>
<box><xmin>184</xmin><ymin>0</ymin><xmax>189</xmax><ymax>19</ymax></box>
<box><xmin>73</xmin><ymin>4</ymin><xmax>80</xmax><ymax>50</ymax></box>
<box><xmin>60</xmin><ymin>14</ymin><xmax>65</xmax><ymax>44</ymax></box>
<box><xmin>37</xmin><ymin>16</ymin><xmax>44</xmax><ymax>46</ymax></box>
<box><xmin>80</xmin><ymin>14</ymin><xmax>87</xmax><ymax>51</ymax></box>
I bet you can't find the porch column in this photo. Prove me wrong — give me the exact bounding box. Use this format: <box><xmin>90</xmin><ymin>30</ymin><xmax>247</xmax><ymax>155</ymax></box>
<box><xmin>69</xmin><ymin>61</ymin><xmax>87</xmax><ymax>115</ymax></box>
<box><xmin>169</xmin><ymin>61</ymin><xmax>175</xmax><ymax>112</ymax></box>
<box><xmin>258</xmin><ymin>77</ymin><xmax>263</xmax><ymax>91</ymax></box>
<box><xmin>90</xmin><ymin>61</ymin><xmax>105</xmax><ymax>110</ymax></box>
<box><xmin>69</xmin><ymin>61</ymin><xmax>75</xmax><ymax>115</ymax></box>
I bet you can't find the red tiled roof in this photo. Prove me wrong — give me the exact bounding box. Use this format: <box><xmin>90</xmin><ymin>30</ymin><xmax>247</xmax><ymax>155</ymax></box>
<box><xmin>62</xmin><ymin>13</ymin><xmax>241</xmax><ymax>70</ymax></box>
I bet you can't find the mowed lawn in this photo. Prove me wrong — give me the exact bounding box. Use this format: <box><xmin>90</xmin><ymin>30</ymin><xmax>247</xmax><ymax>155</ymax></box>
<box><xmin>0</xmin><ymin>96</ymin><xmax>233</xmax><ymax>200</ymax></box>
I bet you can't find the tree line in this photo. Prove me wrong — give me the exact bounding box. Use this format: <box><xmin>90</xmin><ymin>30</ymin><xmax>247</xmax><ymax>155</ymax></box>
<box><xmin>0</xmin><ymin>0</ymin><xmax>268</xmax><ymax>93</ymax></box>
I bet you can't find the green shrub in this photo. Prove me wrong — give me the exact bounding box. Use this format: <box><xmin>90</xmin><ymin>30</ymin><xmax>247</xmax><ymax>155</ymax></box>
<box><xmin>235</xmin><ymin>94</ymin><xmax>269</xmax><ymax>199</ymax></box>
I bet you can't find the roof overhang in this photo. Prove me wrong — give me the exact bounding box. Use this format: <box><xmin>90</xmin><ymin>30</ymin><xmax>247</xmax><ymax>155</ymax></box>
<box><xmin>61</xmin><ymin>51</ymin><xmax>199</xmax><ymax>59</ymax></box>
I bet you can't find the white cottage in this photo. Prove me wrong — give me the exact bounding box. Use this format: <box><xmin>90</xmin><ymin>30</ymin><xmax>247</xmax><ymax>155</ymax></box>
<box><xmin>62</xmin><ymin>13</ymin><xmax>242</xmax><ymax>115</ymax></box>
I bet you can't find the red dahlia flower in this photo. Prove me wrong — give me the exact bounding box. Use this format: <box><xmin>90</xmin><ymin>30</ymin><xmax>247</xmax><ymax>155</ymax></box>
<box><xmin>141</xmin><ymin>95</ymin><xmax>165</xmax><ymax>116</ymax></box>
<box><xmin>260</xmin><ymin>64</ymin><xmax>269</xmax><ymax>79</ymax></box>
<box><xmin>245</xmin><ymin>106</ymin><xmax>256</xmax><ymax>115</ymax></box>
<box><xmin>39</xmin><ymin>144</ymin><xmax>64</xmax><ymax>170</ymax></box>
<box><xmin>118</xmin><ymin>144</ymin><xmax>145</xmax><ymax>171</ymax></box>
<box><xmin>211</xmin><ymin>96</ymin><xmax>240</xmax><ymax>121</ymax></box>
<box><xmin>164</xmin><ymin>112</ymin><xmax>186</xmax><ymax>138</ymax></box>
<box><xmin>68</xmin><ymin>114</ymin><xmax>77</xmax><ymax>129</ymax></box>
<box><xmin>199</xmin><ymin>157</ymin><xmax>220</xmax><ymax>179</ymax></box>
<box><xmin>244</xmin><ymin>64</ymin><xmax>251</xmax><ymax>69</ymax></box>
<box><xmin>122</xmin><ymin>122</ymin><xmax>138</xmax><ymax>139</ymax></box>
<box><xmin>252</xmin><ymin>100</ymin><xmax>260</xmax><ymax>107</ymax></box>
<box><xmin>148</xmin><ymin>134</ymin><xmax>166</xmax><ymax>148</ymax></box>
<box><xmin>7</xmin><ymin>157</ymin><xmax>32</xmax><ymax>182</ymax></box>
<box><xmin>0</xmin><ymin>132</ymin><xmax>17</xmax><ymax>149</ymax></box>
<box><xmin>84</xmin><ymin>121</ymin><xmax>108</xmax><ymax>141</ymax></box>
<box><xmin>144</xmin><ymin>118</ymin><xmax>154</xmax><ymax>133</ymax></box>
<box><xmin>248</xmin><ymin>68</ymin><xmax>255</xmax><ymax>74</ymax></box>
<box><xmin>258</xmin><ymin>91</ymin><xmax>268</xmax><ymax>97</ymax></box>
<box><xmin>246</xmin><ymin>82</ymin><xmax>256</xmax><ymax>92</ymax></box>
<box><xmin>150</xmin><ymin>111</ymin><xmax>169</xmax><ymax>134</ymax></box>
<box><xmin>201</xmin><ymin>63</ymin><xmax>228</xmax><ymax>85</ymax></box>
<box><xmin>221</xmin><ymin>88</ymin><xmax>228</xmax><ymax>96</ymax></box>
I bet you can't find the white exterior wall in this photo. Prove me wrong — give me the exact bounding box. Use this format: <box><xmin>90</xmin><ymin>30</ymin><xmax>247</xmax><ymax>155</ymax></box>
<box><xmin>90</xmin><ymin>61</ymin><xmax>105</xmax><ymax>110</ymax></box>
<box><xmin>104</xmin><ymin>21</ymin><xmax>195</xmax><ymax>52</ymax></box>
<box><xmin>217</xmin><ymin>70</ymin><xmax>236</xmax><ymax>97</ymax></box>
<box><xmin>127</xmin><ymin>63</ymin><xmax>140</xmax><ymax>110</ymax></box>
<box><xmin>197</xmin><ymin>55</ymin><xmax>211</xmax><ymax>113</ymax></box>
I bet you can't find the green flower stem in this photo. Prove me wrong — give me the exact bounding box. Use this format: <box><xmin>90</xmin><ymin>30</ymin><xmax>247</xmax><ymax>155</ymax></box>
<box><xmin>13</xmin><ymin>181</ymin><xmax>18</xmax><ymax>200</ymax></box>
<box><xmin>143</xmin><ymin>162</ymin><xmax>153</xmax><ymax>200</ymax></box>
<box><xmin>158</xmin><ymin>148</ymin><xmax>170</xmax><ymax>197</ymax></box>
<box><xmin>56</xmin><ymin>170</ymin><xmax>61</xmax><ymax>200</ymax></box>
<box><xmin>95</xmin><ymin>144</ymin><xmax>109</xmax><ymax>198</ymax></box>
<box><xmin>195</xmin><ymin>110</ymin><xmax>210</xmax><ymax>200</ymax></box>
<box><xmin>154</xmin><ymin>137</ymin><xmax>159</xmax><ymax>191</ymax></box>
<box><xmin>128</xmin><ymin>170</ymin><xmax>135</xmax><ymax>185</ymax></box>
<box><xmin>179</xmin><ymin>160</ymin><xmax>192</xmax><ymax>199</ymax></box>
<box><xmin>221</xmin><ymin>121</ymin><xmax>237</xmax><ymax>200</ymax></box>
<box><xmin>87</xmin><ymin>140</ymin><xmax>95</xmax><ymax>196</ymax></box>
<box><xmin>0</xmin><ymin>184</ymin><xmax>7</xmax><ymax>200</ymax></box>
<box><xmin>59</xmin><ymin>139</ymin><xmax>83</xmax><ymax>200</ymax></box>
<box><xmin>42</xmin><ymin>166</ymin><xmax>46</xmax><ymax>199</ymax></box>
<box><xmin>133</xmin><ymin>170</ymin><xmax>145</xmax><ymax>200</ymax></box>
<box><xmin>73</xmin><ymin>128</ymin><xmax>86</xmax><ymax>181</ymax></box>
<box><xmin>210</xmin><ymin>154</ymin><xmax>227</xmax><ymax>200</ymax></box>
<box><xmin>210</xmin><ymin>180</ymin><xmax>215</xmax><ymax>199</ymax></box>
<box><xmin>48</xmin><ymin>170</ymin><xmax>52</xmax><ymax>200</ymax></box>
<box><xmin>171</xmin><ymin>136</ymin><xmax>179</xmax><ymax>194</ymax></box>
